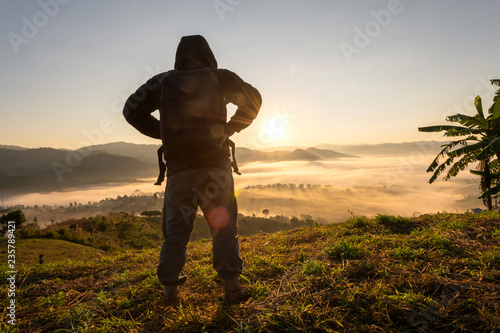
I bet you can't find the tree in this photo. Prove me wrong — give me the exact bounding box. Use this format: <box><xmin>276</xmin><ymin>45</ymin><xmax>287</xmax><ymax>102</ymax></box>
<box><xmin>140</xmin><ymin>210</ymin><xmax>162</xmax><ymax>217</ymax></box>
<box><xmin>0</xmin><ymin>209</ymin><xmax>26</xmax><ymax>232</ymax></box>
<box><xmin>418</xmin><ymin>79</ymin><xmax>500</xmax><ymax>210</ymax></box>
<box><xmin>262</xmin><ymin>209</ymin><xmax>270</xmax><ymax>218</ymax></box>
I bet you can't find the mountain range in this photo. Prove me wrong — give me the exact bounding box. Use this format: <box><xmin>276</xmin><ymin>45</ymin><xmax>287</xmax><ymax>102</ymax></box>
<box><xmin>0</xmin><ymin>142</ymin><xmax>359</xmax><ymax>194</ymax></box>
<box><xmin>0</xmin><ymin>140</ymin><xmax>446</xmax><ymax>194</ymax></box>
<box><xmin>316</xmin><ymin>141</ymin><xmax>446</xmax><ymax>156</ymax></box>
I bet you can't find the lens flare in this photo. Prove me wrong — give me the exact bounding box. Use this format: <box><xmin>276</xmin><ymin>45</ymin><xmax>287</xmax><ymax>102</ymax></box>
<box><xmin>207</xmin><ymin>206</ymin><xmax>230</xmax><ymax>231</ymax></box>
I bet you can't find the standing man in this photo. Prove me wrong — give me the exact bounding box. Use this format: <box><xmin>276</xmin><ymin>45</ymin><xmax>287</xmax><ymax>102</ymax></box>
<box><xmin>123</xmin><ymin>35</ymin><xmax>262</xmax><ymax>306</ymax></box>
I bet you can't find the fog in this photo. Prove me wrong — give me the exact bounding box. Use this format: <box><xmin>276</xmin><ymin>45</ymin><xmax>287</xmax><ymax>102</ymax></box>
<box><xmin>234</xmin><ymin>156</ymin><xmax>482</xmax><ymax>221</ymax></box>
<box><xmin>4</xmin><ymin>155</ymin><xmax>483</xmax><ymax>222</ymax></box>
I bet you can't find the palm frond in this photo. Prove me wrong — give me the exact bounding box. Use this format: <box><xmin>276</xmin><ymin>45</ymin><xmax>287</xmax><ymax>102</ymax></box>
<box><xmin>491</xmin><ymin>97</ymin><xmax>500</xmax><ymax>121</ymax></box>
<box><xmin>470</xmin><ymin>170</ymin><xmax>500</xmax><ymax>179</ymax></box>
<box><xmin>488</xmin><ymin>93</ymin><xmax>500</xmax><ymax>114</ymax></box>
<box><xmin>447</xmin><ymin>140</ymin><xmax>488</xmax><ymax>159</ymax></box>
<box><xmin>444</xmin><ymin>154</ymin><xmax>477</xmax><ymax>180</ymax></box>
<box><xmin>428</xmin><ymin>160</ymin><xmax>451</xmax><ymax>183</ymax></box>
<box><xmin>447</xmin><ymin>113</ymin><xmax>488</xmax><ymax>130</ymax></box>
<box><xmin>443</xmin><ymin>130</ymin><xmax>481</xmax><ymax>137</ymax></box>
<box><xmin>425</xmin><ymin>139</ymin><xmax>470</xmax><ymax>173</ymax></box>
<box><xmin>417</xmin><ymin>125</ymin><xmax>474</xmax><ymax>134</ymax></box>
<box><xmin>475</xmin><ymin>96</ymin><xmax>485</xmax><ymax>119</ymax></box>
<box><xmin>479</xmin><ymin>184</ymin><xmax>500</xmax><ymax>198</ymax></box>
<box><xmin>491</xmin><ymin>79</ymin><xmax>500</xmax><ymax>86</ymax></box>
<box><xmin>476</xmin><ymin>137</ymin><xmax>500</xmax><ymax>161</ymax></box>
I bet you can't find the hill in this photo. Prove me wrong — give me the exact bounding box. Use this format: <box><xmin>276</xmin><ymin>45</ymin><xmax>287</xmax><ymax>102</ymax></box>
<box><xmin>1</xmin><ymin>212</ymin><xmax>498</xmax><ymax>332</ymax></box>
<box><xmin>235</xmin><ymin>147</ymin><xmax>357</xmax><ymax>164</ymax></box>
<box><xmin>79</xmin><ymin>142</ymin><xmax>160</xmax><ymax>164</ymax></box>
<box><xmin>0</xmin><ymin>147</ymin><xmax>158</xmax><ymax>194</ymax></box>
<box><xmin>83</xmin><ymin>142</ymin><xmax>358</xmax><ymax>163</ymax></box>
<box><xmin>0</xmin><ymin>145</ymin><xmax>27</xmax><ymax>151</ymax></box>
<box><xmin>317</xmin><ymin>141</ymin><xmax>448</xmax><ymax>156</ymax></box>
<box><xmin>0</xmin><ymin>143</ymin><xmax>357</xmax><ymax>194</ymax></box>
<box><xmin>1</xmin><ymin>238</ymin><xmax>110</xmax><ymax>266</ymax></box>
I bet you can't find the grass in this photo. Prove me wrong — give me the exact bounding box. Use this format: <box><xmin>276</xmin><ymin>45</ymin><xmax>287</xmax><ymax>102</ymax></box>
<box><xmin>1</xmin><ymin>212</ymin><xmax>500</xmax><ymax>332</ymax></box>
<box><xmin>0</xmin><ymin>238</ymin><xmax>110</xmax><ymax>267</ymax></box>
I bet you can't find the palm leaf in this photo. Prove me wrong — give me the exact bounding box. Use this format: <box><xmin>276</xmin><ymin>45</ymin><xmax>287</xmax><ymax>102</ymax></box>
<box><xmin>444</xmin><ymin>130</ymin><xmax>481</xmax><ymax>137</ymax></box>
<box><xmin>491</xmin><ymin>79</ymin><xmax>500</xmax><ymax>86</ymax></box>
<box><xmin>489</xmin><ymin>159</ymin><xmax>499</xmax><ymax>170</ymax></box>
<box><xmin>479</xmin><ymin>184</ymin><xmax>500</xmax><ymax>198</ymax></box>
<box><xmin>470</xmin><ymin>170</ymin><xmax>500</xmax><ymax>179</ymax></box>
<box><xmin>488</xmin><ymin>92</ymin><xmax>500</xmax><ymax>114</ymax></box>
<box><xmin>476</xmin><ymin>137</ymin><xmax>500</xmax><ymax>161</ymax></box>
<box><xmin>447</xmin><ymin>113</ymin><xmax>487</xmax><ymax>129</ymax></box>
<box><xmin>418</xmin><ymin>125</ymin><xmax>477</xmax><ymax>135</ymax></box>
<box><xmin>425</xmin><ymin>139</ymin><xmax>469</xmax><ymax>173</ymax></box>
<box><xmin>447</xmin><ymin>140</ymin><xmax>488</xmax><ymax>159</ymax></box>
<box><xmin>474</xmin><ymin>96</ymin><xmax>484</xmax><ymax>119</ymax></box>
<box><xmin>428</xmin><ymin>160</ymin><xmax>451</xmax><ymax>183</ymax></box>
<box><xmin>492</xmin><ymin>97</ymin><xmax>500</xmax><ymax>121</ymax></box>
<box><xmin>444</xmin><ymin>154</ymin><xmax>477</xmax><ymax>180</ymax></box>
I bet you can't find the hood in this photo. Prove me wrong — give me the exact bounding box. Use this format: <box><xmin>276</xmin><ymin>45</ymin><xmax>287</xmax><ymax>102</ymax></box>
<box><xmin>174</xmin><ymin>35</ymin><xmax>218</xmax><ymax>70</ymax></box>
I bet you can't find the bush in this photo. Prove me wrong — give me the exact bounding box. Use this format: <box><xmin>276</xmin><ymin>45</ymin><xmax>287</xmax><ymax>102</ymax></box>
<box><xmin>325</xmin><ymin>239</ymin><xmax>365</xmax><ymax>260</ymax></box>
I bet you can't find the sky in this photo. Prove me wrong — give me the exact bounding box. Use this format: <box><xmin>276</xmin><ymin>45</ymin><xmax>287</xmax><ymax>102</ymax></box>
<box><xmin>1</xmin><ymin>0</ymin><xmax>499</xmax><ymax>150</ymax></box>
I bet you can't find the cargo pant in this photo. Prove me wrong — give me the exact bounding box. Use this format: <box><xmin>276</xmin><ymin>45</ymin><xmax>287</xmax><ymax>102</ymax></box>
<box><xmin>157</xmin><ymin>165</ymin><xmax>243</xmax><ymax>287</ymax></box>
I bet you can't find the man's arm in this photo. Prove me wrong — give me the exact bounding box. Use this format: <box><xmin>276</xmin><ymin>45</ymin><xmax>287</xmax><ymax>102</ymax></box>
<box><xmin>122</xmin><ymin>74</ymin><xmax>165</xmax><ymax>139</ymax></box>
<box><xmin>218</xmin><ymin>69</ymin><xmax>262</xmax><ymax>136</ymax></box>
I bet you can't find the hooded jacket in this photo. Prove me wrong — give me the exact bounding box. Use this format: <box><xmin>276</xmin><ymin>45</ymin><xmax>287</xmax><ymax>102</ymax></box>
<box><xmin>123</xmin><ymin>35</ymin><xmax>261</xmax><ymax>175</ymax></box>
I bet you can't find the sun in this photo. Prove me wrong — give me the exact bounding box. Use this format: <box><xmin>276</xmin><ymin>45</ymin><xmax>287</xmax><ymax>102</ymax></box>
<box><xmin>256</xmin><ymin>117</ymin><xmax>288</xmax><ymax>146</ymax></box>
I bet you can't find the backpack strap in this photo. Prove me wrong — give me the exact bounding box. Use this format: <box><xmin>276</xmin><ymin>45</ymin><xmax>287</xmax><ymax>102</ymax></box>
<box><xmin>155</xmin><ymin>139</ymin><xmax>240</xmax><ymax>185</ymax></box>
<box><xmin>154</xmin><ymin>145</ymin><xmax>166</xmax><ymax>185</ymax></box>
<box><xmin>228</xmin><ymin>139</ymin><xmax>241</xmax><ymax>175</ymax></box>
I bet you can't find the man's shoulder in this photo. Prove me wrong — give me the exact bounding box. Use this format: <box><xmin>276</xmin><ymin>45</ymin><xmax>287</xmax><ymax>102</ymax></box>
<box><xmin>215</xmin><ymin>68</ymin><xmax>237</xmax><ymax>77</ymax></box>
<box><xmin>150</xmin><ymin>70</ymin><xmax>173</xmax><ymax>82</ymax></box>
<box><xmin>214</xmin><ymin>69</ymin><xmax>243</xmax><ymax>86</ymax></box>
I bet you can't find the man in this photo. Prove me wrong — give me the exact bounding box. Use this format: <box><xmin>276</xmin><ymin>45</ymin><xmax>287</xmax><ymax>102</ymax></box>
<box><xmin>123</xmin><ymin>35</ymin><xmax>261</xmax><ymax>306</ymax></box>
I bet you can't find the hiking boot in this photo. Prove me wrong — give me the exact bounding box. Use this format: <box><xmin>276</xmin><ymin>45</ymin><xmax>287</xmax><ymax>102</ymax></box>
<box><xmin>163</xmin><ymin>286</ymin><xmax>180</xmax><ymax>307</ymax></box>
<box><xmin>223</xmin><ymin>278</ymin><xmax>250</xmax><ymax>304</ymax></box>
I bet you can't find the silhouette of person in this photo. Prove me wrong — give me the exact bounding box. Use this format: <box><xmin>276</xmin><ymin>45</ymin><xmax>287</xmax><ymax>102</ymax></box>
<box><xmin>123</xmin><ymin>35</ymin><xmax>261</xmax><ymax>306</ymax></box>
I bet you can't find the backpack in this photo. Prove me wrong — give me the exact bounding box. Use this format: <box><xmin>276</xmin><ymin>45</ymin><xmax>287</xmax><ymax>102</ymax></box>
<box><xmin>154</xmin><ymin>68</ymin><xmax>240</xmax><ymax>185</ymax></box>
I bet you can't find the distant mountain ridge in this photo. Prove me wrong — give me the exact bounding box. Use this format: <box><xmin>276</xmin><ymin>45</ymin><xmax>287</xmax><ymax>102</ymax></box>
<box><xmin>0</xmin><ymin>140</ymin><xmax>445</xmax><ymax>194</ymax></box>
<box><xmin>0</xmin><ymin>144</ymin><xmax>28</xmax><ymax>150</ymax></box>
<box><xmin>0</xmin><ymin>142</ymin><xmax>357</xmax><ymax>194</ymax></box>
<box><xmin>316</xmin><ymin>141</ymin><xmax>447</xmax><ymax>156</ymax></box>
<box><xmin>78</xmin><ymin>142</ymin><xmax>160</xmax><ymax>164</ymax></box>
<box><xmin>236</xmin><ymin>147</ymin><xmax>357</xmax><ymax>164</ymax></box>
<box><xmin>0</xmin><ymin>147</ymin><xmax>157</xmax><ymax>194</ymax></box>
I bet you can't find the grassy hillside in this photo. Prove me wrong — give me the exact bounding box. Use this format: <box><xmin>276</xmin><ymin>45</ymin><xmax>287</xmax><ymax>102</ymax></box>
<box><xmin>15</xmin><ymin>212</ymin><xmax>315</xmax><ymax>251</ymax></box>
<box><xmin>1</xmin><ymin>212</ymin><xmax>499</xmax><ymax>332</ymax></box>
<box><xmin>0</xmin><ymin>238</ymin><xmax>110</xmax><ymax>267</ymax></box>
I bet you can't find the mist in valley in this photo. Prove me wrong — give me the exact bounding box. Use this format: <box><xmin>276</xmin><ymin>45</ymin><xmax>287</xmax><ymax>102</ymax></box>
<box><xmin>4</xmin><ymin>154</ymin><xmax>483</xmax><ymax>225</ymax></box>
<box><xmin>234</xmin><ymin>155</ymin><xmax>482</xmax><ymax>221</ymax></box>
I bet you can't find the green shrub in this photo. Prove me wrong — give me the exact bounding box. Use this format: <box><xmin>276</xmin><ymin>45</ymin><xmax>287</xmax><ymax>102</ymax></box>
<box><xmin>346</xmin><ymin>215</ymin><xmax>371</xmax><ymax>228</ymax></box>
<box><xmin>325</xmin><ymin>239</ymin><xmax>364</xmax><ymax>260</ymax></box>
<box><xmin>301</xmin><ymin>260</ymin><xmax>327</xmax><ymax>276</ymax></box>
<box><xmin>391</xmin><ymin>245</ymin><xmax>425</xmax><ymax>260</ymax></box>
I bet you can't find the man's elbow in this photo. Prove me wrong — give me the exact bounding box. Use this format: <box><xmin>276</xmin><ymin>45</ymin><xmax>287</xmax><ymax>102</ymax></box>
<box><xmin>123</xmin><ymin>95</ymin><xmax>138</xmax><ymax>124</ymax></box>
<box><xmin>254</xmin><ymin>89</ymin><xmax>262</xmax><ymax>111</ymax></box>
<box><xmin>245</xmin><ymin>86</ymin><xmax>262</xmax><ymax>115</ymax></box>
